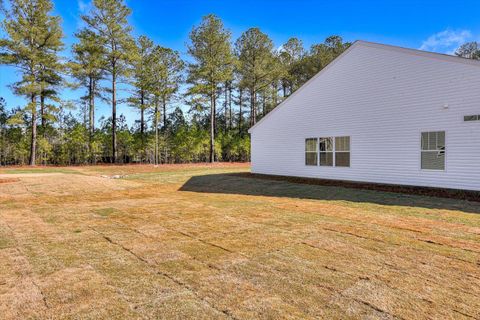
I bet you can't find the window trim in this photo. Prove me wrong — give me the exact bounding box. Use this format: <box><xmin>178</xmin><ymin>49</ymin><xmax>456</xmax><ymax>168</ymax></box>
<box><xmin>420</xmin><ymin>130</ymin><xmax>446</xmax><ymax>172</ymax></box>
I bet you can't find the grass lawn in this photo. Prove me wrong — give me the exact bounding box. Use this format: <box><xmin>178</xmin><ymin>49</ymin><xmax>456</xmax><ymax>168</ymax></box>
<box><xmin>0</xmin><ymin>163</ymin><xmax>479</xmax><ymax>319</ymax></box>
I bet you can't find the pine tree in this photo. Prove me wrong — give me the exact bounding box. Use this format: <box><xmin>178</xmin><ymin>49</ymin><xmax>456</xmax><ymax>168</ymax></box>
<box><xmin>299</xmin><ymin>36</ymin><xmax>350</xmax><ymax>84</ymax></box>
<box><xmin>0</xmin><ymin>0</ymin><xmax>63</xmax><ymax>165</ymax></box>
<box><xmin>149</xmin><ymin>45</ymin><xmax>184</xmax><ymax>164</ymax></box>
<box><xmin>455</xmin><ymin>42</ymin><xmax>480</xmax><ymax>59</ymax></box>
<box><xmin>279</xmin><ymin>37</ymin><xmax>305</xmax><ymax>96</ymax></box>
<box><xmin>82</xmin><ymin>0</ymin><xmax>134</xmax><ymax>163</ymax></box>
<box><xmin>129</xmin><ymin>36</ymin><xmax>155</xmax><ymax>140</ymax></box>
<box><xmin>187</xmin><ymin>14</ymin><xmax>234</xmax><ymax>162</ymax></box>
<box><xmin>150</xmin><ymin>45</ymin><xmax>184</xmax><ymax>131</ymax></box>
<box><xmin>235</xmin><ymin>28</ymin><xmax>276</xmax><ymax>127</ymax></box>
<box><xmin>70</xmin><ymin>29</ymin><xmax>106</xmax><ymax>141</ymax></box>
<box><xmin>0</xmin><ymin>97</ymin><xmax>6</xmax><ymax>165</ymax></box>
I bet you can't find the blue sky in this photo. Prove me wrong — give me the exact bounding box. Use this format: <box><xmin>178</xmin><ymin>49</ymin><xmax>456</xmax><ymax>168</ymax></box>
<box><xmin>1</xmin><ymin>0</ymin><xmax>480</xmax><ymax>125</ymax></box>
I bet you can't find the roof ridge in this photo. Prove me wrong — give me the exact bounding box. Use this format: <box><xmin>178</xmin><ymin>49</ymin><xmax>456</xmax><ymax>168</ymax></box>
<box><xmin>356</xmin><ymin>40</ymin><xmax>480</xmax><ymax>67</ymax></box>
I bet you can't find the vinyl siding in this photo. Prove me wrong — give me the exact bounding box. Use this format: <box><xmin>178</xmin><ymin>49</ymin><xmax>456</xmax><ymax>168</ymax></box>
<box><xmin>250</xmin><ymin>42</ymin><xmax>480</xmax><ymax>191</ymax></box>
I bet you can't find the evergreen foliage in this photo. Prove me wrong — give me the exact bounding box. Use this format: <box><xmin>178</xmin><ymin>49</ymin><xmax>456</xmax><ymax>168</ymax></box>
<box><xmin>1</xmin><ymin>3</ymin><xmax>354</xmax><ymax>165</ymax></box>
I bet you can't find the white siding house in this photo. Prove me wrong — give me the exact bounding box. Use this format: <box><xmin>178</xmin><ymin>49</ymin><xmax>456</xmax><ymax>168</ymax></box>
<box><xmin>248</xmin><ymin>41</ymin><xmax>480</xmax><ymax>191</ymax></box>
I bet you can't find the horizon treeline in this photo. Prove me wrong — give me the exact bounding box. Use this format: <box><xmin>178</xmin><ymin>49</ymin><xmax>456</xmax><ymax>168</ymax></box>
<box><xmin>2</xmin><ymin>1</ymin><xmax>477</xmax><ymax>166</ymax></box>
<box><xmin>0</xmin><ymin>0</ymin><xmax>351</xmax><ymax>166</ymax></box>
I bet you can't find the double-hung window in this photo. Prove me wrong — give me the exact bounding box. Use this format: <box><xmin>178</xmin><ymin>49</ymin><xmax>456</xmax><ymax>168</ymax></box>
<box><xmin>421</xmin><ymin>131</ymin><xmax>445</xmax><ymax>170</ymax></box>
<box><xmin>305</xmin><ymin>138</ymin><xmax>318</xmax><ymax>166</ymax></box>
<box><xmin>335</xmin><ymin>136</ymin><xmax>350</xmax><ymax>167</ymax></box>
<box><xmin>319</xmin><ymin>137</ymin><xmax>334</xmax><ymax>166</ymax></box>
<box><xmin>305</xmin><ymin>136</ymin><xmax>350</xmax><ymax>167</ymax></box>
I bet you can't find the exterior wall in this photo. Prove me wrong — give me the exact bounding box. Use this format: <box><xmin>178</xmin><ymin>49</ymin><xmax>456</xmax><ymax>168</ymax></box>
<box><xmin>250</xmin><ymin>42</ymin><xmax>480</xmax><ymax>191</ymax></box>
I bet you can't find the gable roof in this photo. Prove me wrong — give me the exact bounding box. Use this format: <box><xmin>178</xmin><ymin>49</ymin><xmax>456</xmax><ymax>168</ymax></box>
<box><xmin>248</xmin><ymin>40</ymin><xmax>480</xmax><ymax>133</ymax></box>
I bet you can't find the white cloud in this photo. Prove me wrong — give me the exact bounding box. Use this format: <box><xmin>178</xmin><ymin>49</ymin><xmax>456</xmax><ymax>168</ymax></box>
<box><xmin>419</xmin><ymin>29</ymin><xmax>472</xmax><ymax>54</ymax></box>
<box><xmin>78</xmin><ymin>0</ymin><xmax>90</xmax><ymax>14</ymax></box>
<box><xmin>76</xmin><ymin>0</ymin><xmax>92</xmax><ymax>29</ymax></box>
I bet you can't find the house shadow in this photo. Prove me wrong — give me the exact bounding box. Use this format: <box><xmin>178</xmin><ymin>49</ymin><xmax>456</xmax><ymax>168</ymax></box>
<box><xmin>179</xmin><ymin>172</ymin><xmax>480</xmax><ymax>214</ymax></box>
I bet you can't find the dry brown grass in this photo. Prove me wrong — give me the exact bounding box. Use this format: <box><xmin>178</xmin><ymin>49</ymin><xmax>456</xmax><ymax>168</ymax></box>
<box><xmin>0</xmin><ymin>163</ymin><xmax>479</xmax><ymax>319</ymax></box>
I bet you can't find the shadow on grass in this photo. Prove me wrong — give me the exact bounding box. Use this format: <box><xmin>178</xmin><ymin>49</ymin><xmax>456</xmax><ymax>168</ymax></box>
<box><xmin>179</xmin><ymin>173</ymin><xmax>480</xmax><ymax>214</ymax></box>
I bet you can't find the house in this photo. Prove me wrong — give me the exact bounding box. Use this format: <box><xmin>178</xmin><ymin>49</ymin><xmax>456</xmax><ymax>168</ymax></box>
<box><xmin>248</xmin><ymin>41</ymin><xmax>480</xmax><ymax>191</ymax></box>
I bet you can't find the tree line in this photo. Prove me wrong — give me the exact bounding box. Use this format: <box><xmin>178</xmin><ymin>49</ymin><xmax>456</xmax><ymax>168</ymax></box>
<box><xmin>0</xmin><ymin>0</ymin><xmax>352</xmax><ymax>165</ymax></box>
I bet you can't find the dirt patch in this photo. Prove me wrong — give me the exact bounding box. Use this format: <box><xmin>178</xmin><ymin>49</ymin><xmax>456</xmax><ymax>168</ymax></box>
<box><xmin>0</xmin><ymin>178</ymin><xmax>19</xmax><ymax>184</ymax></box>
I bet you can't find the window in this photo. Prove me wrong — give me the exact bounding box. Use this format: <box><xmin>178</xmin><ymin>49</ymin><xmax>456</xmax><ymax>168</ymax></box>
<box><xmin>421</xmin><ymin>131</ymin><xmax>445</xmax><ymax>170</ymax></box>
<box><xmin>335</xmin><ymin>136</ymin><xmax>350</xmax><ymax>167</ymax></box>
<box><xmin>319</xmin><ymin>137</ymin><xmax>333</xmax><ymax>166</ymax></box>
<box><xmin>305</xmin><ymin>136</ymin><xmax>350</xmax><ymax>167</ymax></box>
<box><xmin>305</xmin><ymin>138</ymin><xmax>318</xmax><ymax>166</ymax></box>
<box><xmin>464</xmin><ymin>115</ymin><xmax>480</xmax><ymax>122</ymax></box>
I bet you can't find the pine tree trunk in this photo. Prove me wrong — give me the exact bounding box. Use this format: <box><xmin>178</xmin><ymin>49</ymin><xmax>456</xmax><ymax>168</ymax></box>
<box><xmin>273</xmin><ymin>82</ymin><xmax>278</xmax><ymax>107</ymax></box>
<box><xmin>228</xmin><ymin>84</ymin><xmax>232</xmax><ymax>129</ymax></box>
<box><xmin>239</xmin><ymin>88</ymin><xmax>243</xmax><ymax>134</ymax></box>
<box><xmin>209</xmin><ymin>91</ymin><xmax>215</xmax><ymax>163</ymax></box>
<box><xmin>40</xmin><ymin>93</ymin><xmax>46</xmax><ymax>133</ymax></box>
<box><xmin>89</xmin><ymin>77</ymin><xmax>95</xmax><ymax>135</ymax></box>
<box><xmin>40</xmin><ymin>93</ymin><xmax>46</xmax><ymax>165</ymax></box>
<box><xmin>162</xmin><ymin>97</ymin><xmax>167</xmax><ymax>130</ymax></box>
<box><xmin>162</xmin><ymin>97</ymin><xmax>167</xmax><ymax>163</ymax></box>
<box><xmin>0</xmin><ymin>128</ymin><xmax>2</xmax><ymax>166</ymax></box>
<box><xmin>224</xmin><ymin>82</ymin><xmax>228</xmax><ymax>131</ymax></box>
<box><xmin>83</xmin><ymin>103</ymin><xmax>88</xmax><ymax>126</ymax></box>
<box><xmin>154</xmin><ymin>101</ymin><xmax>159</xmax><ymax>165</ymax></box>
<box><xmin>92</xmin><ymin>81</ymin><xmax>95</xmax><ymax>133</ymax></box>
<box><xmin>261</xmin><ymin>94</ymin><xmax>265</xmax><ymax>116</ymax></box>
<box><xmin>111</xmin><ymin>70</ymin><xmax>117</xmax><ymax>163</ymax></box>
<box><xmin>140</xmin><ymin>107</ymin><xmax>145</xmax><ymax>135</ymax></box>
<box><xmin>29</xmin><ymin>94</ymin><xmax>37</xmax><ymax>166</ymax></box>
<box><xmin>265</xmin><ymin>94</ymin><xmax>268</xmax><ymax>115</ymax></box>
<box><xmin>140</xmin><ymin>90</ymin><xmax>145</xmax><ymax>136</ymax></box>
<box><xmin>1</xmin><ymin>125</ymin><xmax>6</xmax><ymax>166</ymax></box>
<box><xmin>250</xmin><ymin>88</ymin><xmax>256</xmax><ymax>127</ymax></box>
<box><xmin>88</xmin><ymin>77</ymin><xmax>94</xmax><ymax>163</ymax></box>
